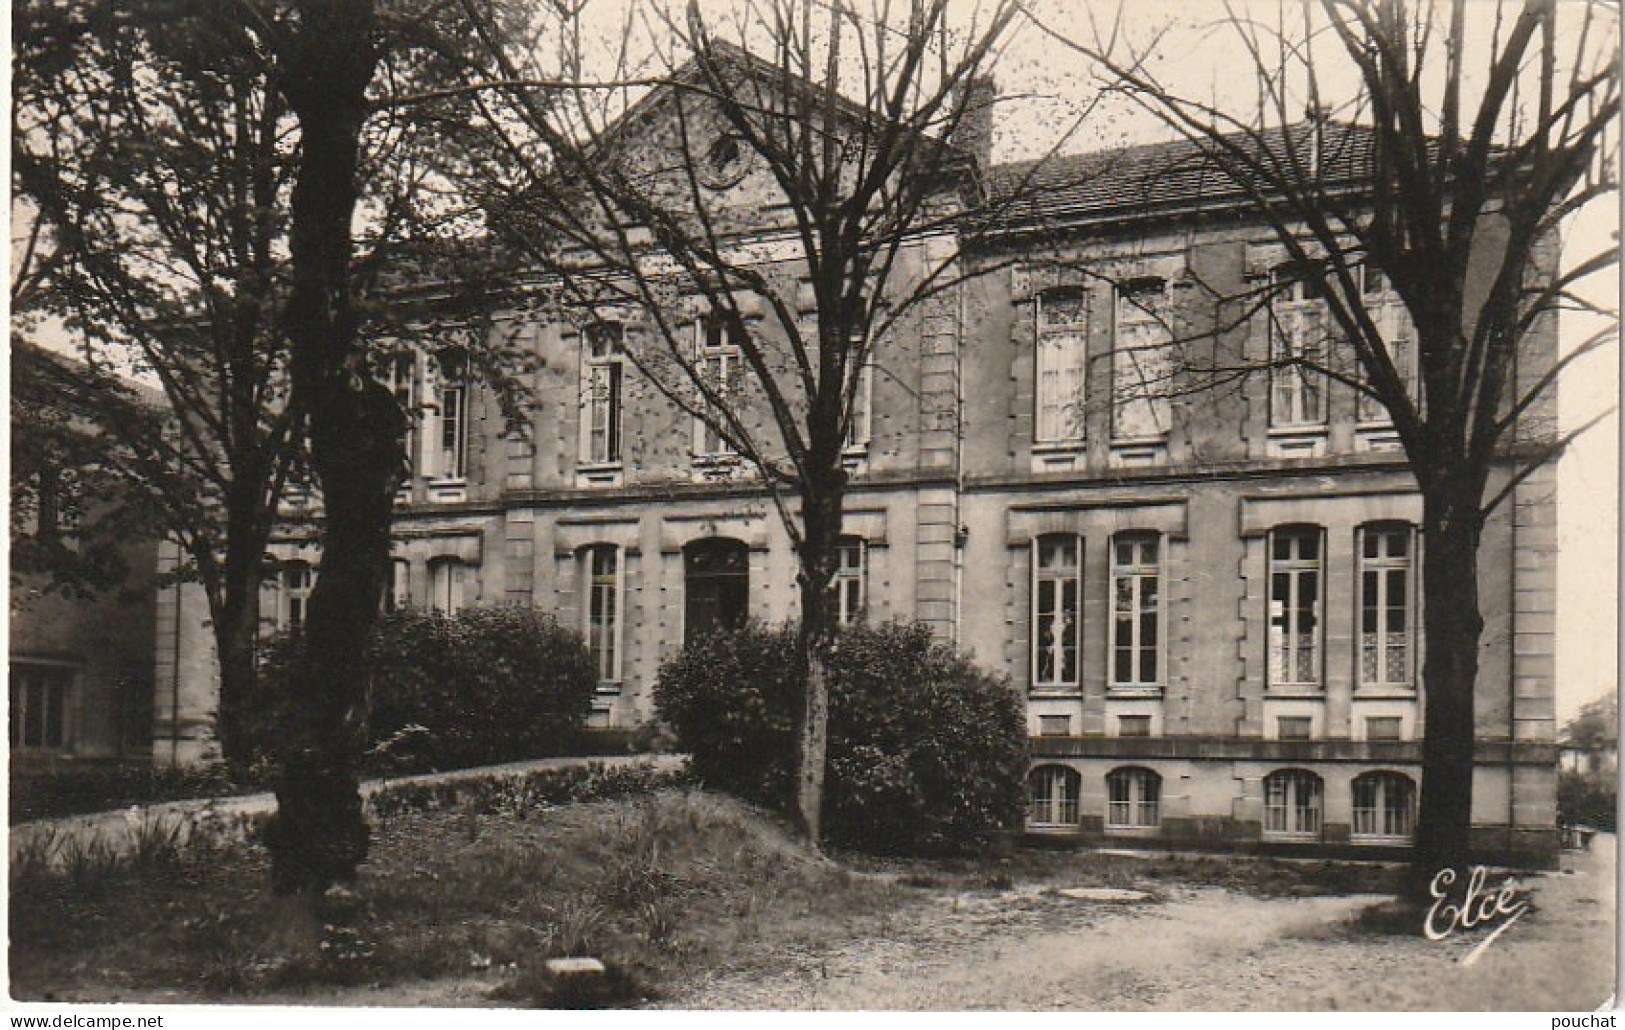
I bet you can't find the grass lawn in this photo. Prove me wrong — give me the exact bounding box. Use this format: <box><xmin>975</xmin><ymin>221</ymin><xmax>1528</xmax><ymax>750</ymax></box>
<box><xmin>10</xmin><ymin>787</ymin><xmax>1400</xmax><ymax>1007</ymax></box>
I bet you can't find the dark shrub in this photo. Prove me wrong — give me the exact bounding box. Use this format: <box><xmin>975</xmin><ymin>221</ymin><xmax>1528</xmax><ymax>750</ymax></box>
<box><xmin>649</xmin><ymin>624</ymin><xmax>801</xmax><ymax>809</ymax></box>
<box><xmin>255</xmin><ymin>605</ymin><xmax>598</xmax><ymax>775</ymax></box>
<box><xmin>654</xmin><ymin>621</ymin><xmax>1027</xmax><ymax>855</ymax></box>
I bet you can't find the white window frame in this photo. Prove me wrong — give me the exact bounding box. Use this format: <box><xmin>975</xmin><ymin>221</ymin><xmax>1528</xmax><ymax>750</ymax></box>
<box><xmin>581</xmin><ymin>544</ymin><xmax>623</xmax><ymax>684</ymax></box>
<box><xmin>382</xmin><ymin>350</ymin><xmax>419</xmax><ymax>479</ymax></box>
<box><xmin>1268</xmin><ymin>526</ymin><xmax>1324</xmax><ymax>690</ymax></box>
<box><xmin>428</xmin><ymin>557</ymin><xmax>466</xmax><ymax>614</ymax></box>
<box><xmin>430</xmin><ymin>347</ymin><xmax>470</xmax><ymax>481</ymax></box>
<box><xmin>1106</xmin><ymin>766</ymin><xmax>1161</xmax><ymax>829</ymax></box>
<box><xmin>1351</xmin><ymin>771</ymin><xmax>1416</xmax><ymax>843</ymax></box>
<box><xmin>580</xmin><ymin>322</ymin><xmax>625</xmax><ymax>466</ymax></box>
<box><xmin>1355</xmin><ymin>264</ymin><xmax>1418</xmax><ymax>424</ymax></box>
<box><xmin>844</xmin><ymin>353</ymin><xmax>874</xmax><ymax>454</ymax></box>
<box><xmin>1028</xmin><ymin>765</ymin><xmax>1081</xmax><ymax>827</ymax></box>
<box><xmin>1357</xmin><ymin>523</ymin><xmax>1416</xmax><ymax>690</ymax></box>
<box><xmin>833</xmin><ymin>536</ymin><xmax>866</xmax><ymax>626</ymax></box>
<box><xmin>1034</xmin><ymin>287</ymin><xmax>1089</xmax><ymax>445</ymax></box>
<box><xmin>1110</xmin><ymin>533</ymin><xmax>1164</xmax><ymax>689</ymax></box>
<box><xmin>281</xmin><ymin>560</ymin><xmax>315</xmax><ymax>631</ymax></box>
<box><xmin>10</xmin><ymin>661</ymin><xmax>76</xmax><ymax>753</ymax></box>
<box><xmin>1263</xmin><ymin>769</ymin><xmax>1324</xmax><ymax>840</ymax></box>
<box><xmin>693</xmin><ymin>311</ymin><xmax>742</xmax><ymax>460</ymax></box>
<box><xmin>1269</xmin><ymin>265</ymin><xmax>1330</xmax><ymax>429</ymax></box>
<box><xmin>1031</xmin><ymin>533</ymin><xmax>1083</xmax><ymax>690</ymax></box>
<box><xmin>1112</xmin><ymin>278</ymin><xmax>1174</xmax><ymax>442</ymax></box>
<box><xmin>386</xmin><ymin>558</ymin><xmax>411</xmax><ymax>612</ymax></box>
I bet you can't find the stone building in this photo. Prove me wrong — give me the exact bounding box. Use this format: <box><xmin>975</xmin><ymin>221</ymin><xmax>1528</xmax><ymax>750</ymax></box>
<box><xmin>154</xmin><ymin>55</ymin><xmax>1560</xmax><ymax>865</ymax></box>
<box><xmin>11</xmin><ymin>343</ymin><xmax>158</xmax><ymax>777</ymax></box>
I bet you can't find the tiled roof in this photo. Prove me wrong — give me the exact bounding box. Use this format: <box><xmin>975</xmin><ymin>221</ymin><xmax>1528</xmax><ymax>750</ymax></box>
<box><xmin>985</xmin><ymin>121</ymin><xmax>1381</xmax><ymax>227</ymax></box>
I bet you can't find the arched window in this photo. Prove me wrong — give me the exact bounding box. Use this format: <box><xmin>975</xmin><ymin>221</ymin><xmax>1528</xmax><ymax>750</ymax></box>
<box><xmin>1106</xmin><ymin>766</ymin><xmax>1161</xmax><ymax>829</ymax></box>
<box><xmin>1032</xmin><ymin>533</ymin><xmax>1082</xmax><ymax>688</ymax></box>
<box><xmin>1263</xmin><ymin>769</ymin><xmax>1323</xmax><ymax>840</ymax></box>
<box><xmin>1352</xmin><ymin>771</ymin><xmax>1416</xmax><ymax>842</ymax></box>
<box><xmin>684</xmin><ymin>538</ymin><xmax>749</xmax><ymax>646</ymax></box>
<box><xmin>1028</xmin><ymin>765</ymin><xmax>1081</xmax><ymax>827</ymax></box>
<box><xmin>428</xmin><ymin>557</ymin><xmax>465</xmax><ymax>614</ymax></box>
<box><xmin>580</xmin><ymin>544</ymin><xmax>622</xmax><ymax>683</ymax></box>
<box><xmin>281</xmin><ymin>561</ymin><xmax>315</xmax><ymax>631</ymax></box>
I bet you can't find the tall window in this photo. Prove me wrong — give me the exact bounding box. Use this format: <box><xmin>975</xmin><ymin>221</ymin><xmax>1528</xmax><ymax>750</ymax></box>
<box><xmin>381</xmin><ymin>351</ymin><xmax>418</xmax><ymax>478</ymax></box>
<box><xmin>1269</xmin><ymin>527</ymin><xmax>1322</xmax><ymax>688</ymax></box>
<box><xmin>1106</xmin><ymin>767</ymin><xmax>1161</xmax><ymax>829</ymax></box>
<box><xmin>1111</xmin><ymin>534</ymin><xmax>1162</xmax><ymax>688</ymax></box>
<box><xmin>1359</xmin><ymin>524</ymin><xmax>1414</xmax><ymax>688</ymax></box>
<box><xmin>832</xmin><ymin>536</ymin><xmax>866</xmax><ymax>626</ymax></box>
<box><xmin>1028</xmin><ymin>765</ymin><xmax>1081</xmax><ymax>826</ymax></box>
<box><xmin>694</xmin><ymin>311</ymin><xmax>742</xmax><ymax>458</ymax></box>
<box><xmin>1263</xmin><ymin>769</ymin><xmax>1323</xmax><ymax>839</ymax></box>
<box><xmin>581</xmin><ymin>544</ymin><xmax>621</xmax><ymax>683</ymax></box>
<box><xmin>1352</xmin><ymin>771</ymin><xmax>1416</xmax><ymax>842</ymax></box>
<box><xmin>845</xmin><ymin>356</ymin><xmax>874</xmax><ymax>452</ymax></box>
<box><xmin>1355</xmin><ymin>264</ymin><xmax>1417</xmax><ymax>423</ymax></box>
<box><xmin>1112</xmin><ymin>278</ymin><xmax>1173</xmax><ymax>441</ymax></box>
<box><xmin>386</xmin><ymin>558</ymin><xmax>411</xmax><ymax>612</ymax></box>
<box><xmin>684</xmin><ymin>538</ymin><xmax>749</xmax><ymax>645</ymax></box>
<box><xmin>281</xmin><ymin>561</ymin><xmax>315</xmax><ymax>631</ymax></box>
<box><xmin>432</xmin><ymin>347</ymin><xmax>469</xmax><ymax>479</ymax></box>
<box><xmin>10</xmin><ymin>663</ymin><xmax>73</xmax><ymax>752</ymax></box>
<box><xmin>429</xmin><ymin>557</ymin><xmax>465</xmax><ymax>614</ymax></box>
<box><xmin>1032</xmin><ymin>534</ymin><xmax>1082</xmax><ymax>689</ymax></box>
<box><xmin>1035</xmin><ymin>287</ymin><xmax>1089</xmax><ymax>444</ymax></box>
<box><xmin>581</xmin><ymin>322</ymin><xmax>624</xmax><ymax>465</ymax></box>
<box><xmin>1269</xmin><ymin>264</ymin><xmax>1329</xmax><ymax>428</ymax></box>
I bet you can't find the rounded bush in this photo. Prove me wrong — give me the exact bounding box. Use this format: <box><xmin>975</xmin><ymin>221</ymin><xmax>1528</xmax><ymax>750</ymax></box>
<box><xmin>254</xmin><ymin>605</ymin><xmax>598</xmax><ymax>774</ymax></box>
<box><xmin>654</xmin><ymin>620</ymin><xmax>1027</xmax><ymax>855</ymax></box>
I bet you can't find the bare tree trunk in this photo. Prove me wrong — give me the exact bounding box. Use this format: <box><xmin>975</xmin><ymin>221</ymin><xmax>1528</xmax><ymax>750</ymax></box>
<box><xmin>791</xmin><ymin>464</ymin><xmax>845</xmax><ymax>847</ymax></box>
<box><xmin>210</xmin><ymin>478</ymin><xmax>273</xmax><ymax>771</ymax></box>
<box><xmin>262</xmin><ymin>0</ymin><xmax>394</xmax><ymax>903</ymax></box>
<box><xmin>1410</xmin><ymin>488</ymin><xmax>1486</xmax><ymax>895</ymax></box>
<box><xmin>212</xmin><ymin>562</ymin><xmax>263</xmax><ymax>772</ymax></box>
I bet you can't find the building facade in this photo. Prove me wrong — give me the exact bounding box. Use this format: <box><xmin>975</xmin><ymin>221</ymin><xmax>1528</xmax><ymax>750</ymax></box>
<box><xmin>153</xmin><ymin>70</ymin><xmax>1560</xmax><ymax>866</ymax></box>
<box><xmin>11</xmin><ymin>344</ymin><xmax>158</xmax><ymax>777</ymax></box>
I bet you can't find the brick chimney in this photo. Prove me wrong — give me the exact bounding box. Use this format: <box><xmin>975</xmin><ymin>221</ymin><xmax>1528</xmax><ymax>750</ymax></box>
<box><xmin>950</xmin><ymin>76</ymin><xmax>996</xmax><ymax>171</ymax></box>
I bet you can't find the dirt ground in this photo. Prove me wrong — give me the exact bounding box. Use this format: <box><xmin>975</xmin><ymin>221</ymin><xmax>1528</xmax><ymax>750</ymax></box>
<box><xmin>656</xmin><ymin>839</ymin><xmax>1617</xmax><ymax>1011</ymax></box>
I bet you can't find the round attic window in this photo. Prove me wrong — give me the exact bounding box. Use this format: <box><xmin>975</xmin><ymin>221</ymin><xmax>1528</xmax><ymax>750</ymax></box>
<box><xmin>698</xmin><ymin>133</ymin><xmax>751</xmax><ymax>189</ymax></box>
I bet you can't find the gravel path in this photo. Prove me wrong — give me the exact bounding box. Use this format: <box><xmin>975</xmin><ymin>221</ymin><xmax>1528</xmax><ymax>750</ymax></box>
<box><xmin>660</xmin><ymin>838</ymin><xmax>1616</xmax><ymax>1011</ymax></box>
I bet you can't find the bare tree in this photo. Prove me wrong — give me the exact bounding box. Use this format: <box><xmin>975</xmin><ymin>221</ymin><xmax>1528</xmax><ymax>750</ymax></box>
<box><xmin>1032</xmin><ymin>0</ymin><xmax>1619</xmax><ymax>885</ymax></box>
<box><xmin>457</xmin><ymin>0</ymin><xmax>1082</xmax><ymax>843</ymax></box>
